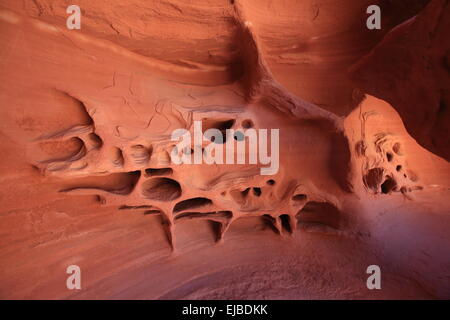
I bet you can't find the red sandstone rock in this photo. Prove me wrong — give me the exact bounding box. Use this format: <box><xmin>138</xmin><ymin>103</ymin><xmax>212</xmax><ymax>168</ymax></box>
<box><xmin>0</xmin><ymin>0</ymin><xmax>448</xmax><ymax>299</ymax></box>
<box><xmin>350</xmin><ymin>0</ymin><xmax>450</xmax><ymax>161</ymax></box>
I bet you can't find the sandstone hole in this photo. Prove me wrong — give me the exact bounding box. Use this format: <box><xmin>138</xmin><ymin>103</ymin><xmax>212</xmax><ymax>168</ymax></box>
<box><xmin>363</xmin><ymin>167</ymin><xmax>384</xmax><ymax>191</ymax></box>
<box><xmin>141</xmin><ymin>177</ymin><xmax>181</xmax><ymax>201</ymax></box>
<box><xmin>262</xmin><ymin>214</ymin><xmax>276</xmax><ymax>224</ymax></box>
<box><xmin>88</xmin><ymin>133</ymin><xmax>103</xmax><ymax>149</ymax></box>
<box><xmin>396</xmin><ymin>165</ymin><xmax>402</xmax><ymax>171</ymax></box>
<box><xmin>38</xmin><ymin>137</ymin><xmax>85</xmax><ymax>162</ymax></box>
<box><xmin>292</xmin><ymin>194</ymin><xmax>307</xmax><ymax>201</ymax></box>
<box><xmin>297</xmin><ymin>201</ymin><xmax>341</xmax><ymax>229</ymax></box>
<box><xmin>280</xmin><ymin>214</ymin><xmax>292</xmax><ymax>233</ymax></box>
<box><xmin>253</xmin><ymin>187</ymin><xmax>261</xmax><ymax>197</ymax></box>
<box><xmin>202</xmin><ymin>118</ymin><xmax>235</xmax><ymax>144</ymax></box>
<box><xmin>175</xmin><ymin>210</ymin><xmax>231</xmax><ymax>221</ymax></box>
<box><xmin>386</xmin><ymin>152</ymin><xmax>393</xmax><ymax>162</ymax></box>
<box><xmin>61</xmin><ymin>170</ymin><xmax>141</xmax><ymax>195</ymax></box>
<box><xmin>143</xmin><ymin>210</ymin><xmax>162</xmax><ymax>215</ymax></box>
<box><xmin>241</xmin><ymin>119</ymin><xmax>254</xmax><ymax>129</ymax></box>
<box><xmin>381</xmin><ymin>176</ymin><xmax>397</xmax><ymax>194</ymax></box>
<box><xmin>266</xmin><ymin>179</ymin><xmax>275</xmax><ymax>185</ymax></box>
<box><xmin>109</xmin><ymin>147</ymin><xmax>124</xmax><ymax>167</ymax></box>
<box><xmin>175</xmin><ymin>212</ymin><xmax>210</xmax><ymax>220</ymax></box>
<box><xmin>262</xmin><ymin>214</ymin><xmax>278</xmax><ymax>233</ymax></box>
<box><xmin>173</xmin><ymin>197</ymin><xmax>213</xmax><ymax>213</ymax></box>
<box><xmin>145</xmin><ymin>168</ymin><xmax>173</xmax><ymax>176</ymax></box>
<box><xmin>392</xmin><ymin>142</ymin><xmax>402</xmax><ymax>155</ymax></box>
<box><xmin>213</xmin><ymin>210</ymin><xmax>232</xmax><ymax>219</ymax></box>
<box><xmin>130</xmin><ymin>145</ymin><xmax>151</xmax><ymax>165</ymax></box>
<box><xmin>229</xmin><ymin>188</ymin><xmax>251</xmax><ymax>205</ymax></box>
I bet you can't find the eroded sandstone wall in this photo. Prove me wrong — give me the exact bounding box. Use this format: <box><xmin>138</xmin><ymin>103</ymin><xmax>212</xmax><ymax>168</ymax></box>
<box><xmin>0</xmin><ymin>0</ymin><xmax>448</xmax><ymax>299</ymax></box>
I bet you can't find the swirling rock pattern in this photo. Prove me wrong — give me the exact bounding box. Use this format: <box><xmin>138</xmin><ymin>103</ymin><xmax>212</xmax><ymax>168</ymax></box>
<box><xmin>0</xmin><ymin>0</ymin><xmax>448</xmax><ymax>299</ymax></box>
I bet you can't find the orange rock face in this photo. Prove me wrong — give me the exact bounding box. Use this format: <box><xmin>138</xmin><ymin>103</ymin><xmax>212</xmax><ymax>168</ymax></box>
<box><xmin>0</xmin><ymin>0</ymin><xmax>449</xmax><ymax>299</ymax></box>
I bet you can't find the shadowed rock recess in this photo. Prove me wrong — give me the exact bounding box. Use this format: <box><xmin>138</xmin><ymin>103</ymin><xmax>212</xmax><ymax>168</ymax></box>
<box><xmin>0</xmin><ymin>0</ymin><xmax>449</xmax><ymax>299</ymax></box>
